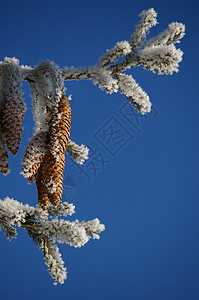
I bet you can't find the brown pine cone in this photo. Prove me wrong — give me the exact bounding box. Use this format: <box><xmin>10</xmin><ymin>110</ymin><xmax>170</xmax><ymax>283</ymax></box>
<box><xmin>21</xmin><ymin>132</ymin><xmax>48</xmax><ymax>181</ymax></box>
<box><xmin>35</xmin><ymin>95</ymin><xmax>71</xmax><ymax>209</ymax></box>
<box><xmin>0</xmin><ymin>122</ymin><xmax>10</xmax><ymax>175</ymax></box>
<box><xmin>1</xmin><ymin>95</ymin><xmax>25</xmax><ymax>155</ymax></box>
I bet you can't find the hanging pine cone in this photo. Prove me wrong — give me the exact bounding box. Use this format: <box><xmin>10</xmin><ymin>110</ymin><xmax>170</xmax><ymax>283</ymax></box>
<box><xmin>1</xmin><ymin>95</ymin><xmax>25</xmax><ymax>155</ymax></box>
<box><xmin>37</xmin><ymin>95</ymin><xmax>71</xmax><ymax>208</ymax></box>
<box><xmin>21</xmin><ymin>132</ymin><xmax>48</xmax><ymax>182</ymax></box>
<box><xmin>0</xmin><ymin>122</ymin><xmax>10</xmax><ymax>175</ymax></box>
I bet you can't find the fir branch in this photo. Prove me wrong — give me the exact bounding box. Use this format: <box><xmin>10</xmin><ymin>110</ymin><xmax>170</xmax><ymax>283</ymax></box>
<box><xmin>98</xmin><ymin>41</ymin><xmax>132</xmax><ymax>67</ymax></box>
<box><xmin>138</xmin><ymin>44</ymin><xmax>183</xmax><ymax>74</ymax></box>
<box><xmin>25</xmin><ymin>223</ymin><xmax>67</xmax><ymax>285</ymax></box>
<box><xmin>146</xmin><ymin>22</ymin><xmax>185</xmax><ymax>47</ymax></box>
<box><xmin>0</xmin><ymin>218</ymin><xmax>17</xmax><ymax>241</ymax></box>
<box><xmin>130</xmin><ymin>8</ymin><xmax>158</xmax><ymax>53</ymax></box>
<box><xmin>113</xmin><ymin>72</ymin><xmax>151</xmax><ymax>114</ymax></box>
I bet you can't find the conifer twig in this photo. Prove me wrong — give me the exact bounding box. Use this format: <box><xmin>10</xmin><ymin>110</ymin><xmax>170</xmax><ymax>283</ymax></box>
<box><xmin>0</xmin><ymin>218</ymin><xmax>17</xmax><ymax>241</ymax></box>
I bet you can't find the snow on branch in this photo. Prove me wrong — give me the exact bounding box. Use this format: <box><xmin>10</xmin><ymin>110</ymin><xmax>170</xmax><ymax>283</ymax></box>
<box><xmin>28</xmin><ymin>217</ymin><xmax>104</xmax><ymax>247</ymax></box>
<box><xmin>139</xmin><ymin>44</ymin><xmax>183</xmax><ymax>74</ymax></box>
<box><xmin>146</xmin><ymin>22</ymin><xmax>185</xmax><ymax>47</ymax></box>
<box><xmin>62</xmin><ymin>66</ymin><xmax>90</xmax><ymax>81</ymax></box>
<box><xmin>89</xmin><ymin>66</ymin><xmax>119</xmax><ymax>94</ymax></box>
<box><xmin>116</xmin><ymin>73</ymin><xmax>151</xmax><ymax>114</ymax></box>
<box><xmin>0</xmin><ymin>197</ymin><xmax>105</xmax><ymax>285</ymax></box>
<box><xmin>0</xmin><ymin>197</ymin><xmax>48</xmax><ymax>225</ymax></box>
<box><xmin>66</xmin><ymin>139</ymin><xmax>89</xmax><ymax>165</ymax></box>
<box><xmin>130</xmin><ymin>8</ymin><xmax>158</xmax><ymax>53</ymax></box>
<box><xmin>98</xmin><ymin>41</ymin><xmax>132</xmax><ymax>67</ymax></box>
<box><xmin>47</xmin><ymin>201</ymin><xmax>75</xmax><ymax>217</ymax></box>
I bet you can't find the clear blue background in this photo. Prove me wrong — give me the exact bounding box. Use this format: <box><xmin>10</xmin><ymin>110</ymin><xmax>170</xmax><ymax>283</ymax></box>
<box><xmin>0</xmin><ymin>0</ymin><xmax>198</xmax><ymax>299</ymax></box>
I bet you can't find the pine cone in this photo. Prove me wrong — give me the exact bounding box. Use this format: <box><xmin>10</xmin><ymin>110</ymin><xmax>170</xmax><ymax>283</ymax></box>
<box><xmin>1</xmin><ymin>95</ymin><xmax>25</xmax><ymax>155</ymax></box>
<box><xmin>21</xmin><ymin>132</ymin><xmax>48</xmax><ymax>181</ymax></box>
<box><xmin>36</xmin><ymin>96</ymin><xmax>71</xmax><ymax>208</ymax></box>
<box><xmin>33</xmin><ymin>96</ymin><xmax>71</xmax><ymax>209</ymax></box>
<box><xmin>0</xmin><ymin>122</ymin><xmax>10</xmax><ymax>175</ymax></box>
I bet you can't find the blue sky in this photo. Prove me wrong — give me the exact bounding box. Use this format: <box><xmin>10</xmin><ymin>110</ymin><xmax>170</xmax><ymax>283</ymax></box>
<box><xmin>0</xmin><ymin>0</ymin><xmax>199</xmax><ymax>299</ymax></box>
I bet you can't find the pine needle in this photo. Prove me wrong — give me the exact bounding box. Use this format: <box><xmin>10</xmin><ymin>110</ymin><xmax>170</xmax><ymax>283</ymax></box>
<box><xmin>0</xmin><ymin>218</ymin><xmax>17</xmax><ymax>241</ymax></box>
